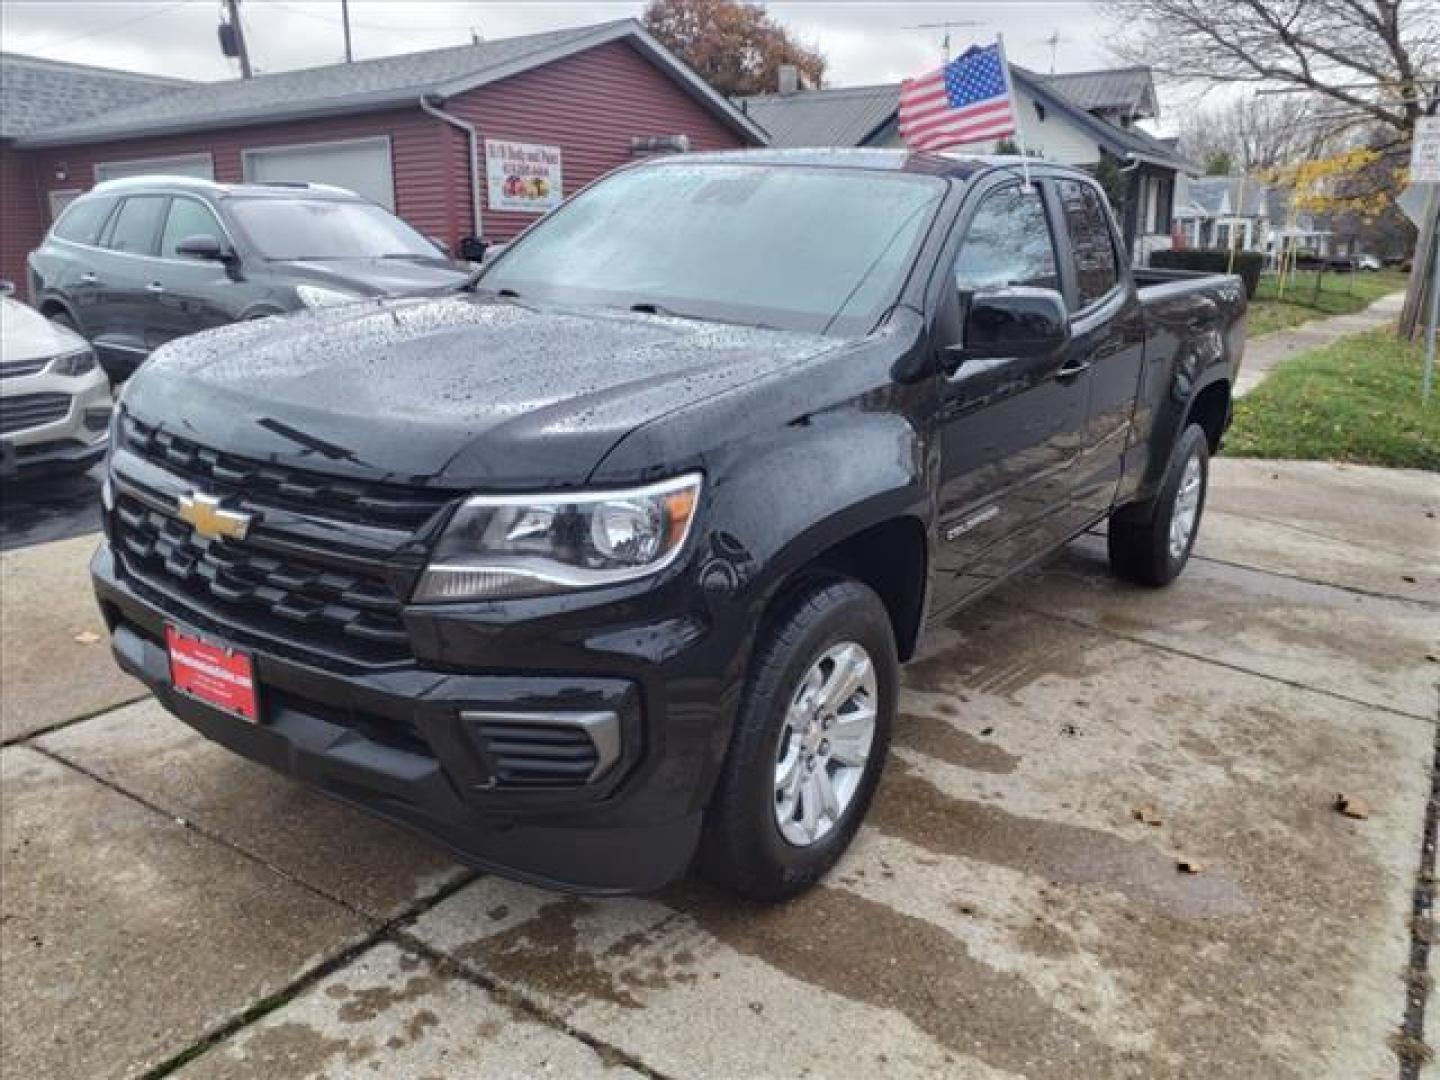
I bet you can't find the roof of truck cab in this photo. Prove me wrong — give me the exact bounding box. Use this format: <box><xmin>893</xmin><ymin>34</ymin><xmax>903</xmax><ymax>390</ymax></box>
<box><xmin>648</xmin><ymin>147</ymin><xmax>1086</xmax><ymax>181</ymax></box>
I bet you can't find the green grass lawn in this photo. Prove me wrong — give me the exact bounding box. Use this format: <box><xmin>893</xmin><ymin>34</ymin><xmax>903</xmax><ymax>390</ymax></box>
<box><xmin>1225</xmin><ymin>327</ymin><xmax>1438</xmax><ymax>470</ymax></box>
<box><xmin>1247</xmin><ymin>269</ymin><xmax>1409</xmax><ymax>338</ymax></box>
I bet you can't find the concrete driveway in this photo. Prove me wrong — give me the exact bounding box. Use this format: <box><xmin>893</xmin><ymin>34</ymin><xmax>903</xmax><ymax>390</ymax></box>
<box><xmin>2</xmin><ymin>458</ymin><xmax>1436</xmax><ymax>1080</ymax></box>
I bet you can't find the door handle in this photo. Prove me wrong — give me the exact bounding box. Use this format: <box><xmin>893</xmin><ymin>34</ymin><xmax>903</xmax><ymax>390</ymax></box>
<box><xmin>1054</xmin><ymin>358</ymin><xmax>1093</xmax><ymax>382</ymax></box>
<box><xmin>79</xmin><ymin>272</ymin><xmax>99</xmax><ymax>284</ymax></box>
<box><xmin>145</xmin><ymin>282</ymin><xmax>166</xmax><ymax>294</ymax></box>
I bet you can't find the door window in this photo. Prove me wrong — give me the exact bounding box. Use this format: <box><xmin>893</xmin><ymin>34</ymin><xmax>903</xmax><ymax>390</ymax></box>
<box><xmin>953</xmin><ymin>184</ymin><xmax>1060</xmax><ymax>293</ymax></box>
<box><xmin>105</xmin><ymin>196</ymin><xmax>168</xmax><ymax>256</ymax></box>
<box><xmin>1059</xmin><ymin>180</ymin><xmax>1119</xmax><ymax>308</ymax></box>
<box><xmin>161</xmin><ymin>198</ymin><xmax>224</xmax><ymax>258</ymax></box>
<box><xmin>51</xmin><ymin>195</ymin><xmax>117</xmax><ymax>245</ymax></box>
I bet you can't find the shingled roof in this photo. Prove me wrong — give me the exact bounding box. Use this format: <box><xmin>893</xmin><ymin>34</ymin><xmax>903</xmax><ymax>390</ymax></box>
<box><xmin>15</xmin><ymin>19</ymin><xmax>766</xmax><ymax>148</ymax></box>
<box><xmin>740</xmin><ymin>83</ymin><xmax>899</xmax><ymax>149</ymax></box>
<box><xmin>0</xmin><ymin>53</ymin><xmax>192</xmax><ymax>141</ymax></box>
<box><xmin>1038</xmin><ymin>66</ymin><xmax>1157</xmax><ymax>120</ymax></box>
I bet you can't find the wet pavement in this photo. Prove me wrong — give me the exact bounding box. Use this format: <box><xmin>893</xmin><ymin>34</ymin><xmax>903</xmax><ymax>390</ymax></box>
<box><xmin>0</xmin><ymin>462</ymin><xmax>105</xmax><ymax>552</ymax></box>
<box><xmin>1</xmin><ymin>458</ymin><xmax>1436</xmax><ymax>1080</ymax></box>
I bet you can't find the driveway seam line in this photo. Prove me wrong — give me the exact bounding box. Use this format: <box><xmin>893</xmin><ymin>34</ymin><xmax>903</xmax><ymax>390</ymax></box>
<box><xmin>1008</xmin><ymin>601</ymin><xmax>1432</xmax><ymax>723</ymax></box>
<box><xmin>1</xmin><ymin>689</ymin><xmax>152</xmax><ymax>748</ymax></box>
<box><xmin>135</xmin><ymin>870</ymin><xmax>481</xmax><ymax>1079</ymax></box>
<box><xmin>21</xmin><ymin>746</ymin><xmax>669</xmax><ymax>1076</ymax></box>
<box><xmin>1189</xmin><ymin>552</ymin><xmax>1437</xmax><ymax>607</ymax></box>
<box><xmin>29</xmin><ymin>741</ymin><xmax>398</xmax><ymax>920</ymax></box>
<box><xmin>389</xmin><ymin>928</ymin><xmax>680</xmax><ymax>1080</ymax></box>
<box><xmin>1203</xmin><ymin>507</ymin><xmax>1427</xmax><ymax>561</ymax></box>
<box><xmin>1397</xmin><ymin>691</ymin><xmax>1439</xmax><ymax>1080</ymax></box>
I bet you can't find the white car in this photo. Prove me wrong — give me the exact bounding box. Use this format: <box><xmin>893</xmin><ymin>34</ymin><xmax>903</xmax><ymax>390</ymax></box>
<box><xmin>1</xmin><ymin>295</ymin><xmax>112</xmax><ymax>478</ymax></box>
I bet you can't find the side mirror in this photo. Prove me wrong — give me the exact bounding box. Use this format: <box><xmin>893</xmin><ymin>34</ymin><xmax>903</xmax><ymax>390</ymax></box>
<box><xmin>961</xmin><ymin>286</ymin><xmax>1070</xmax><ymax>362</ymax></box>
<box><xmin>457</xmin><ymin>236</ymin><xmax>488</xmax><ymax>263</ymax></box>
<box><xmin>175</xmin><ymin>234</ymin><xmax>234</xmax><ymax>262</ymax></box>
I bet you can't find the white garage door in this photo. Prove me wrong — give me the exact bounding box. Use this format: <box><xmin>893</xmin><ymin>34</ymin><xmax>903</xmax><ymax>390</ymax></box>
<box><xmin>242</xmin><ymin>137</ymin><xmax>395</xmax><ymax>209</ymax></box>
<box><xmin>94</xmin><ymin>153</ymin><xmax>214</xmax><ymax>183</ymax></box>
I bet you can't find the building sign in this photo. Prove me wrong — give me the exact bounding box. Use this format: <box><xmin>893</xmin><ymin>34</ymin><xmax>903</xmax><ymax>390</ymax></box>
<box><xmin>486</xmin><ymin>139</ymin><xmax>563</xmax><ymax>213</ymax></box>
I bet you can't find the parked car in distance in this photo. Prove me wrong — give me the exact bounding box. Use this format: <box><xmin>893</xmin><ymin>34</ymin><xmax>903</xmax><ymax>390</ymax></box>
<box><xmin>92</xmin><ymin>150</ymin><xmax>1246</xmax><ymax>901</ymax></box>
<box><xmin>27</xmin><ymin>176</ymin><xmax>475</xmax><ymax>382</ymax></box>
<box><xmin>1</xmin><ymin>295</ymin><xmax>111</xmax><ymax>478</ymax></box>
<box><xmin>1353</xmin><ymin>253</ymin><xmax>1382</xmax><ymax>271</ymax></box>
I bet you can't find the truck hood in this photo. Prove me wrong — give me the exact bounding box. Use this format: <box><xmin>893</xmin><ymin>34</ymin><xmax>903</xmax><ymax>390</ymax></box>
<box><xmin>281</xmin><ymin>255</ymin><xmax>471</xmax><ymax>296</ymax></box>
<box><xmin>123</xmin><ymin>294</ymin><xmax>841</xmax><ymax>489</ymax></box>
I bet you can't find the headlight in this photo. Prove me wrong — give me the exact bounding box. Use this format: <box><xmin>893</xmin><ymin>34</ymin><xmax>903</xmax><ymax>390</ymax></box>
<box><xmin>295</xmin><ymin>284</ymin><xmax>364</xmax><ymax>309</ymax></box>
<box><xmin>48</xmin><ymin>347</ymin><xmax>97</xmax><ymax>376</ymax></box>
<box><xmin>413</xmin><ymin>473</ymin><xmax>703</xmax><ymax>602</ymax></box>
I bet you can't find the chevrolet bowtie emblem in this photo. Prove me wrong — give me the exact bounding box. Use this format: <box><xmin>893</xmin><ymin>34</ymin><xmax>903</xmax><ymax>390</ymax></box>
<box><xmin>176</xmin><ymin>492</ymin><xmax>253</xmax><ymax>541</ymax></box>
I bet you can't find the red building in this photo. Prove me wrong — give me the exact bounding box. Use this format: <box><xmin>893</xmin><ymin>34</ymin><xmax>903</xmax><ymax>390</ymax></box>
<box><xmin>0</xmin><ymin>20</ymin><xmax>765</xmax><ymax>288</ymax></box>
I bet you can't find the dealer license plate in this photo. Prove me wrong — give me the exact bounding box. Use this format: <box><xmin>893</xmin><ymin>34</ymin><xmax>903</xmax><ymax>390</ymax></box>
<box><xmin>165</xmin><ymin>625</ymin><xmax>259</xmax><ymax>722</ymax></box>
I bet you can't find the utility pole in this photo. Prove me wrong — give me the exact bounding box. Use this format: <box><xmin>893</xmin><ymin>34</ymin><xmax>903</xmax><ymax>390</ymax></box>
<box><xmin>341</xmin><ymin>0</ymin><xmax>353</xmax><ymax>63</ymax></box>
<box><xmin>222</xmin><ymin>0</ymin><xmax>252</xmax><ymax>79</ymax></box>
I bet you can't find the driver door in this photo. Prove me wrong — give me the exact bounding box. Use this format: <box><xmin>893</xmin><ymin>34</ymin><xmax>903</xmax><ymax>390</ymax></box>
<box><xmin>930</xmin><ymin>180</ymin><xmax>1090</xmax><ymax>612</ymax></box>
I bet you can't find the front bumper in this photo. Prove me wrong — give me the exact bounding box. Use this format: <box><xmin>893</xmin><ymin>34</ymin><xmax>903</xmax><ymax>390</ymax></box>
<box><xmin>92</xmin><ymin>540</ymin><xmax>745</xmax><ymax>893</ymax></box>
<box><xmin>0</xmin><ymin>368</ymin><xmax>112</xmax><ymax>478</ymax></box>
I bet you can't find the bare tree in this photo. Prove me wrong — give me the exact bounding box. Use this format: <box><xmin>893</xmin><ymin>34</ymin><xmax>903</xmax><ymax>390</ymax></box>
<box><xmin>1178</xmin><ymin>93</ymin><xmax>1344</xmax><ymax>172</ymax></box>
<box><xmin>1104</xmin><ymin>0</ymin><xmax>1440</xmax><ymax>142</ymax></box>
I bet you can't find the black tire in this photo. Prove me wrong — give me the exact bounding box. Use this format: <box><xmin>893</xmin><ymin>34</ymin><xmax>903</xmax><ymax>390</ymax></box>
<box><xmin>699</xmin><ymin>578</ymin><xmax>897</xmax><ymax>901</ymax></box>
<box><xmin>1108</xmin><ymin>423</ymin><xmax>1210</xmax><ymax>587</ymax></box>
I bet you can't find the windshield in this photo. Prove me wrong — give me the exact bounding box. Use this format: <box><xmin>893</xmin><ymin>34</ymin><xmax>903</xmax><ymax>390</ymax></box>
<box><xmin>227</xmin><ymin>198</ymin><xmax>438</xmax><ymax>260</ymax></box>
<box><xmin>481</xmin><ymin>163</ymin><xmax>946</xmax><ymax>336</ymax></box>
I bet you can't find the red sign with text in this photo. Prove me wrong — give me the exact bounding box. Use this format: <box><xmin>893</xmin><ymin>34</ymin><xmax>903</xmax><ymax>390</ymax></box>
<box><xmin>166</xmin><ymin>625</ymin><xmax>258</xmax><ymax>722</ymax></box>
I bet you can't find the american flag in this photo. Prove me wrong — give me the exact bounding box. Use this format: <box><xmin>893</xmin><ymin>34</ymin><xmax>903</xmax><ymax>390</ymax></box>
<box><xmin>899</xmin><ymin>43</ymin><xmax>1017</xmax><ymax>152</ymax></box>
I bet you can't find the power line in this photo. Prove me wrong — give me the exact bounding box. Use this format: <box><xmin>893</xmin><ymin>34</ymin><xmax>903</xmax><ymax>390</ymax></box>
<box><xmin>12</xmin><ymin>0</ymin><xmax>193</xmax><ymax>54</ymax></box>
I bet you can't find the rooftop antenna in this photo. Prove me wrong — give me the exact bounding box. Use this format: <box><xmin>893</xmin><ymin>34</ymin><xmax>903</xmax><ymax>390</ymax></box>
<box><xmin>904</xmin><ymin>20</ymin><xmax>983</xmax><ymax>62</ymax></box>
<box><xmin>1036</xmin><ymin>31</ymin><xmax>1072</xmax><ymax>74</ymax></box>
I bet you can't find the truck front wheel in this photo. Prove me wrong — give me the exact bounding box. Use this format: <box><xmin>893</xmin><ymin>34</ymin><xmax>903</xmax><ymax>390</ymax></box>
<box><xmin>1108</xmin><ymin>422</ymin><xmax>1210</xmax><ymax>586</ymax></box>
<box><xmin>699</xmin><ymin>578</ymin><xmax>897</xmax><ymax>901</ymax></box>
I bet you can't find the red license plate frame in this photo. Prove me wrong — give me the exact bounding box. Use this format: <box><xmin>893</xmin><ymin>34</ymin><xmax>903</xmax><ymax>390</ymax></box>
<box><xmin>165</xmin><ymin>624</ymin><xmax>259</xmax><ymax>722</ymax></box>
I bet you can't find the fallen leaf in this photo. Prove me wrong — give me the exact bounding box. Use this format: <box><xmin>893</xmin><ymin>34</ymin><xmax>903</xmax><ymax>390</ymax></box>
<box><xmin>1176</xmin><ymin>859</ymin><xmax>1204</xmax><ymax>875</ymax></box>
<box><xmin>1336</xmin><ymin>794</ymin><xmax>1371</xmax><ymax>820</ymax></box>
<box><xmin>72</xmin><ymin>631</ymin><xmax>100</xmax><ymax>645</ymax></box>
<box><xmin>1133</xmin><ymin>803</ymin><xmax>1164</xmax><ymax>827</ymax></box>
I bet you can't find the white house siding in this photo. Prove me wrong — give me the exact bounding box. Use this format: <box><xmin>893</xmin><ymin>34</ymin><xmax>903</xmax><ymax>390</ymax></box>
<box><xmin>872</xmin><ymin>87</ymin><xmax>1100</xmax><ymax>165</ymax></box>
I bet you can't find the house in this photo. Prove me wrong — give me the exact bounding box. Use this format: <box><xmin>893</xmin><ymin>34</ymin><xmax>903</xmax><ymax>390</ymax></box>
<box><xmin>1173</xmin><ymin>176</ymin><xmax>1272</xmax><ymax>251</ymax></box>
<box><xmin>0</xmin><ymin>19</ymin><xmax>766</xmax><ymax>288</ymax></box>
<box><xmin>739</xmin><ymin>62</ymin><xmax>1193</xmax><ymax>261</ymax></box>
<box><xmin>1</xmin><ymin>54</ymin><xmax>192</xmax><ymax>291</ymax></box>
<box><xmin>1173</xmin><ymin>176</ymin><xmax>1336</xmax><ymax>261</ymax></box>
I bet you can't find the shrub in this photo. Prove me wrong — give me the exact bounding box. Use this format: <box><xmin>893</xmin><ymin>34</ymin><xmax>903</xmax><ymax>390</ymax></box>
<box><xmin>1150</xmin><ymin>248</ymin><xmax>1264</xmax><ymax>298</ymax></box>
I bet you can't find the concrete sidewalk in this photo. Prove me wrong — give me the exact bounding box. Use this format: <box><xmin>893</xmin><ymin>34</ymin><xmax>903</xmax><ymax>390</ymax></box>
<box><xmin>1</xmin><ymin>459</ymin><xmax>1437</xmax><ymax>1080</ymax></box>
<box><xmin>1236</xmin><ymin>291</ymin><xmax>1405</xmax><ymax>398</ymax></box>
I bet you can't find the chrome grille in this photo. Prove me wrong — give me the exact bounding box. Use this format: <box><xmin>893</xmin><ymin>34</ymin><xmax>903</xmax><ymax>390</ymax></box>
<box><xmin>120</xmin><ymin>415</ymin><xmax>454</xmax><ymax>530</ymax></box>
<box><xmin>0</xmin><ymin>392</ymin><xmax>69</xmax><ymax>434</ymax></box>
<box><xmin>0</xmin><ymin>357</ymin><xmax>51</xmax><ymax>380</ymax></box>
<box><xmin>114</xmin><ymin>495</ymin><xmax>411</xmax><ymax>663</ymax></box>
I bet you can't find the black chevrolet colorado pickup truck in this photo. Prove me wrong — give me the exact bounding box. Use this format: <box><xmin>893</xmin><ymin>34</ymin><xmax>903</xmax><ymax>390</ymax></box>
<box><xmin>92</xmin><ymin>150</ymin><xmax>1245</xmax><ymax>901</ymax></box>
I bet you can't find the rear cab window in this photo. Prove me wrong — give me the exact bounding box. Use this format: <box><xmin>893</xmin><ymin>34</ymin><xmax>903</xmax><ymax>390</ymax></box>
<box><xmin>104</xmin><ymin>195</ymin><xmax>169</xmax><ymax>256</ymax></box>
<box><xmin>953</xmin><ymin>183</ymin><xmax>1060</xmax><ymax>293</ymax></box>
<box><xmin>51</xmin><ymin>196</ymin><xmax>118</xmax><ymax>246</ymax></box>
<box><xmin>1058</xmin><ymin>180</ymin><xmax>1120</xmax><ymax>309</ymax></box>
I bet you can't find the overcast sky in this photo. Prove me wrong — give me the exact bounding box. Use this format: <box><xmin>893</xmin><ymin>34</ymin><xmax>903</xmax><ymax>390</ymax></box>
<box><xmin>1</xmin><ymin>1</ymin><xmax>1126</xmax><ymax>81</ymax></box>
<box><xmin>2</xmin><ymin>2</ymin><xmax>1185</xmax><ymax>123</ymax></box>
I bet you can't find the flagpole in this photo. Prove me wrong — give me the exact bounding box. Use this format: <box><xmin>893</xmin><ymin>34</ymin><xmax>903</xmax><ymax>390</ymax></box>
<box><xmin>995</xmin><ymin>33</ymin><xmax>1031</xmax><ymax>191</ymax></box>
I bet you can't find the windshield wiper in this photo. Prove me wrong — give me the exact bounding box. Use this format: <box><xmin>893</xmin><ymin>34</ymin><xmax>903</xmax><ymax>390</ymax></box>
<box><xmin>627</xmin><ymin>301</ymin><xmax>688</xmax><ymax>318</ymax></box>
